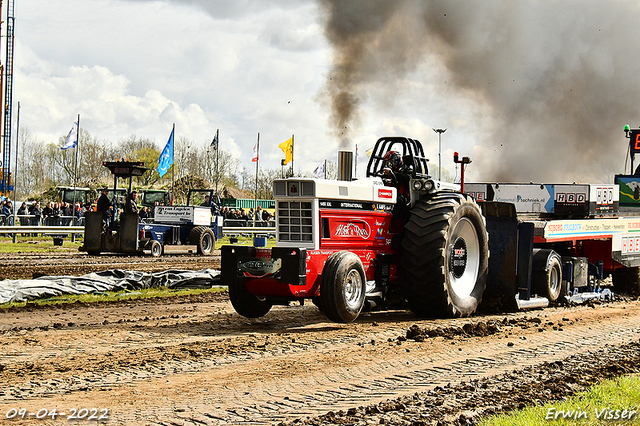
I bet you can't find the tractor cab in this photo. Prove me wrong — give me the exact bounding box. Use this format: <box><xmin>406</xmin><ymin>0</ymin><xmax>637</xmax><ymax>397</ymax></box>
<box><xmin>187</xmin><ymin>189</ymin><xmax>222</xmax><ymax>214</ymax></box>
<box><xmin>366</xmin><ymin>136</ymin><xmax>430</xmax><ymax>180</ymax></box>
<box><xmin>139</xmin><ymin>188</ymin><xmax>170</xmax><ymax>208</ymax></box>
<box><xmin>366</xmin><ymin>136</ymin><xmax>459</xmax><ymax>207</ymax></box>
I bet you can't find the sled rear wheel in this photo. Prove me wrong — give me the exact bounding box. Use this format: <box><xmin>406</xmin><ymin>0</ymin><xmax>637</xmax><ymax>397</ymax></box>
<box><xmin>532</xmin><ymin>249</ymin><xmax>564</xmax><ymax>302</ymax></box>
<box><xmin>150</xmin><ymin>240</ymin><xmax>162</xmax><ymax>257</ymax></box>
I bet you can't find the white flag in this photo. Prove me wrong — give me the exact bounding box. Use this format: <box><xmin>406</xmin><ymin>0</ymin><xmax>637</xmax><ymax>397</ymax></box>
<box><xmin>252</xmin><ymin>142</ymin><xmax>259</xmax><ymax>162</ymax></box>
<box><xmin>62</xmin><ymin>122</ymin><xmax>78</xmax><ymax>150</ymax></box>
<box><xmin>313</xmin><ymin>162</ymin><xmax>326</xmax><ymax>179</ymax></box>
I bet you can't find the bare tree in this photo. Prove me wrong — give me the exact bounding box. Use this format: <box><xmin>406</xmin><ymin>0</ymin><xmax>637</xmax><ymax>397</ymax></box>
<box><xmin>255</xmin><ymin>168</ymin><xmax>281</xmax><ymax>199</ymax></box>
<box><xmin>326</xmin><ymin>161</ymin><xmax>338</xmax><ymax>180</ymax></box>
<box><xmin>78</xmin><ymin>130</ymin><xmax>113</xmax><ymax>185</ymax></box>
<box><xmin>172</xmin><ymin>136</ymin><xmax>196</xmax><ymax>180</ymax></box>
<box><xmin>199</xmin><ymin>146</ymin><xmax>241</xmax><ymax>192</ymax></box>
<box><xmin>117</xmin><ymin>135</ymin><xmax>164</xmax><ymax>186</ymax></box>
<box><xmin>428</xmin><ymin>162</ymin><xmax>453</xmax><ymax>183</ymax></box>
<box><xmin>240</xmin><ymin>166</ymin><xmax>253</xmax><ymax>194</ymax></box>
<box><xmin>15</xmin><ymin>128</ymin><xmax>49</xmax><ymax>198</ymax></box>
<box><xmin>56</xmin><ymin>136</ymin><xmax>77</xmax><ymax>185</ymax></box>
<box><xmin>12</xmin><ymin>128</ymin><xmax>282</xmax><ymax>203</ymax></box>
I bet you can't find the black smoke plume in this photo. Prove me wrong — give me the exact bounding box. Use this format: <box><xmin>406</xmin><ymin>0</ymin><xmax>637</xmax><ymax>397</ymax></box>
<box><xmin>319</xmin><ymin>0</ymin><xmax>640</xmax><ymax>182</ymax></box>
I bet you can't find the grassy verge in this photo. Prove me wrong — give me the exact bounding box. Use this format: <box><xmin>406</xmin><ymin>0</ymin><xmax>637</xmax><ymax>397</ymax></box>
<box><xmin>480</xmin><ymin>374</ymin><xmax>640</xmax><ymax>425</ymax></box>
<box><xmin>0</xmin><ymin>235</ymin><xmax>83</xmax><ymax>252</ymax></box>
<box><xmin>0</xmin><ymin>286</ymin><xmax>225</xmax><ymax>310</ymax></box>
<box><xmin>215</xmin><ymin>234</ymin><xmax>276</xmax><ymax>249</ymax></box>
<box><xmin>0</xmin><ymin>234</ymin><xmax>272</xmax><ymax>252</ymax></box>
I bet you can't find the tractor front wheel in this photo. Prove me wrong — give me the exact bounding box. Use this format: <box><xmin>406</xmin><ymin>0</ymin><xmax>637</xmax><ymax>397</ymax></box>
<box><xmin>320</xmin><ymin>251</ymin><xmax>366</xmax><ymax>323</ymax></box>
<box><xmin>400</xmin><ymin>193</ymin><xmax>489</xmax><ymax>318</ymax></box>
<box><xmin>228</xmin><ymin>279</ymin><xmax>273</xmax><ymax>318</ymax></box>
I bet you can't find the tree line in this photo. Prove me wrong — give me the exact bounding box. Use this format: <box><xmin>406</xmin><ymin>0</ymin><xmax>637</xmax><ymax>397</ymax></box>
<box><xmin>13</xmin><ymin>128</ymin><xmax>340</xmax><ymax>203</ymax></box>
<box><xmin>13</xmin><ymin>128</ymin><xmax>451</xmax><ymax>204</ymax></box>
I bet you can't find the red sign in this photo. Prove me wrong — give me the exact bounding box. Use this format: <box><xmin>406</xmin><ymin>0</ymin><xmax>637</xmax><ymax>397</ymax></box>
<box><xmin>334</xmin><ymin>220</ymin><xmax>371</xmax><ymax>239</ymax></box>
<box><xmin>377</xmin><ymin>188</ymin><xmax>393</xmax><ymax>199</ymax></box>
<box><xmin>630</xmin><ymin>130</ymin><xmax>640</xmax><ymax>156</ymax></box>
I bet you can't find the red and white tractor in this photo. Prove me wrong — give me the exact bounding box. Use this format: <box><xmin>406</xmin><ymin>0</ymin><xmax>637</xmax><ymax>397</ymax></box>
<box><xmin>221</xmin><ymin>137</ymin><xmax>489</xmax><ymax>322</ymax></box>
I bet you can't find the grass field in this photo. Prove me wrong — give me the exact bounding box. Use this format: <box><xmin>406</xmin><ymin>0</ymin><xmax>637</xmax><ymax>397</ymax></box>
<box><xmin>0</xmin><ymin>286</ymin><xmax>224</xmax><ymax>310</ymax></box>
<box><xmin>480</xmin><ymin>375</ymin><xmax>640</xmax><ymax>425</ymax></box>
<box><xmin>0</xmin><ymin>234</ymin><xmax>273</xmax><ymax>253</ymax></box>
<box><xmin>0</xmin><ymin>235</ymin><xmax>82</xmax><ymax>252</ymax></box>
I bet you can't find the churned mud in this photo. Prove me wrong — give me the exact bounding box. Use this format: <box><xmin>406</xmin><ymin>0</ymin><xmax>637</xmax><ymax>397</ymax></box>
<box><xmin>1</xmin><ymin>250</ymin><xmax>639</xmax><ymax>425</ymax></box>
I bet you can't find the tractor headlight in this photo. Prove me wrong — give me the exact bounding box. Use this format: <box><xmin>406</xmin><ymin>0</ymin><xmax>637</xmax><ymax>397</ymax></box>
<box><xmin>423</xmin><ymin>180</ymin><xmax>434</xmax><ymax>191</ymax></box>
<box><xmin>412</xmin><ymin>180</ymin><xmax>423</xmax><ymax>191</ymax></box>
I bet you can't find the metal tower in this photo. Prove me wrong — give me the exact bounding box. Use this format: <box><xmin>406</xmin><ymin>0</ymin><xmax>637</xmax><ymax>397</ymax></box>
<box><xmin>1</xmin><ymin>0</ymin><xmax>14</xmax><ymax>196</ymax></box>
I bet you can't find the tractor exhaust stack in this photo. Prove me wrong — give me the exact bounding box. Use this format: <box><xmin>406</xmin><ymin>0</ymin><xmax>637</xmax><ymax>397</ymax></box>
<box><xmin>338</xmin><ymin>150</ymin><xmax>353</xmax><ymax>181</ymax></box>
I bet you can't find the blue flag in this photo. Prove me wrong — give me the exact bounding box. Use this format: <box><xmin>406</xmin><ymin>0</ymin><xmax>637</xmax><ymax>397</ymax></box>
<box><xmin>62</xmin><ymin>122</ymin><xmax>78</xmax><ymax>150</ymax></box>
<box><xmin>158</xmin><ymin>128</ymin><xmax>174</xmax><ymax>177</ymax></box>
<box><xmin>211</xmin><ymin>132</ymin><xmax>218</xmax><ymax>151</ymax></box>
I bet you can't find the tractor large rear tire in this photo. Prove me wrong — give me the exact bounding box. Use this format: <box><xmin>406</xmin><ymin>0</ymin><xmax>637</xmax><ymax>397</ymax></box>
<box><xmin>320</xmin><ymin>251</ymin><xmax>366</xmax><ymax>323</ymax></box>
<box><xmin>228</xmin><ymin>279</ymin><xmax>273</xmax><ymax>318</ymax></box>
<box><xmin>189</xmin><ymin>226</ymin><xmax>215</xmax><ymax>256</ymax></box>
<box><xmin>400</xmin><ymin>193</ymin><xmax>489</xmax><ymax>318</ymax></box>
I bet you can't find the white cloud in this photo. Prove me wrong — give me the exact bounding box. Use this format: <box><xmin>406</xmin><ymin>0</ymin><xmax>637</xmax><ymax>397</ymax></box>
<box><xmin>15</xmin><ymin>0</ymin><xmax>339</xmax><ymax>170</ymax></box>
<box><xmin>17</xmin><ymin>0</ymin><xmax>483</xmax><ymax>178</ymax></box>
<box><xmin>16</xmin><ymin>55</ymin><xmax>211</xmax><ymax>146</ymax></box>
<box><xmin>22</xmin><ymin>0</ymin><xmax>629</xmax><ymax>185</ymax></box>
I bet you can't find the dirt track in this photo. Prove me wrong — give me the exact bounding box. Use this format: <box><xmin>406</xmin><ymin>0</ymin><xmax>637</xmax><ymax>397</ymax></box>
<box><xmin>0</xmin><ymin>250</ymin><xmax>220</xmax><ymax>280</ymax></box>
<box><xmin>1</xmin><ymin>251</ymin><xmax>640</xmax><ymax>425</ymax></box>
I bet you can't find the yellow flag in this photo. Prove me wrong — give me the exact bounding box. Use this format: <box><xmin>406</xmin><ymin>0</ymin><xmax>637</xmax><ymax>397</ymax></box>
<box><xmin>279</xmin><ymin>136</ymin><xmax>293</xmax><ymax>165</ymax></box>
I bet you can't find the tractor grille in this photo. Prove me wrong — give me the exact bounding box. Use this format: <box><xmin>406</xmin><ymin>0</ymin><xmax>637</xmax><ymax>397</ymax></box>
<box><xmin>277</xmin><ymin>200</ymin><xmax>313</xmax><ymax>242</ymax></box>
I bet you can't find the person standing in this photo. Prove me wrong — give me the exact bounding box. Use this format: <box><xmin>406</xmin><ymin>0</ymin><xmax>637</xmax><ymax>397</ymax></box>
<box><xmin>138</xmin><ymin>206</ymin><xmax>148</xmax><ymax>220</ymax></box>
<box><xmin>2</xmin><ymin>200</ymin><xmax>13</xmax><ymax>225</ymax></box>
<box><xmin>29</xmin><ymin>201</ymin><xmax>42</xmax><ymax>236</ymax></box>
<box><xmin>17</xmin><ymin>202</ymin><xmax>27</xmax><ymax>225</ymax></box>
<box><xmin>124</xmin><ymin>191</ymin><xmax>138</xmax><ymax>214</ymax></box>
<box><xmin>96</xmin><ymin>189</ymin><xmax>111</xmax><ymax>227</ymax></box>
<box><xmin>63</xmin><ymin>202</ymin><xmax>74</xmax><ymax>225</ymax></box>
<box><xmin>42</xmin><ymin>202</ymin><xmax>52</xmax><ymax>226</ymax></box>
<box><xmin>74</xmin><ymin>203</ymin><xmax>84</xmax><ymax>225</ymax></box>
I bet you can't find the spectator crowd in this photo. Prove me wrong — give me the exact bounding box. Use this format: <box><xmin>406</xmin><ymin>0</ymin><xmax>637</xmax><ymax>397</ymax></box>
<box><xmin>219</xmin><ymin>205</ymin><xmax>273</xmax><ymax>226</ymax></box>
<box><xmin>0</xmin><ymin>197</ymin><xmax>90</xmax><ymax>226</ymax></box>
<box><xmin>0</xmin><ymin>195</ymin><xmax>274</xmax><ymax>228</ymax></box>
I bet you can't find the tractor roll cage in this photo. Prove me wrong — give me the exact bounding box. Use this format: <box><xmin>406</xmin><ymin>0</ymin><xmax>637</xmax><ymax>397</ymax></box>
<box><xmin>365</xmin><ymin>137</ymin><xmax>430</xmax><ymax>179</ymax></box>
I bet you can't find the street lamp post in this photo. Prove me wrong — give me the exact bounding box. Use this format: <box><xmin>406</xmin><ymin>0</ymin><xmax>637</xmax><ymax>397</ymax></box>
<box><xmin>433</xmin><ymin>128</ymin><xmax>447</xmax><ymax>180</ymax></box>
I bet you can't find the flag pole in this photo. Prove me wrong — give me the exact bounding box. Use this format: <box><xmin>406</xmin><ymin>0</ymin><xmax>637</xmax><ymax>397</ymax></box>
<box><xmin>254</xmin><ymin>132</ymin><xmax>259</xmax><ymax>227</ymax></box>
<box><xmin>291</xmin><ymin>134</ymin><xmax>294</xmax><ymax>176</ymax></box>
<box><xmin>355</xmin><ymin>144</ymin><xmax>358</xmax><ymax>178</ymax></box>
<box><xmin>12</xmin><ymin>101</ymin><xmax>20</xmax><ymax>226</ymax></box>
<box><xmin>324</xmin><ymin>159</ymin><xmax>327</xmax><ymax>179</ymax></box>
<box><xmin>171</xmin><ymin>123</ymin><xmax>175</xmax><ymax>205</ymax></box>
<box><xmin>72</xmin><ymin>114</ymin><xmax>80</xmax><ymax>209</ymax></box>
<box><xmin>215</xmin><ymin>128</ymin><xmax>219</xmax><ymax>196</ymax></box>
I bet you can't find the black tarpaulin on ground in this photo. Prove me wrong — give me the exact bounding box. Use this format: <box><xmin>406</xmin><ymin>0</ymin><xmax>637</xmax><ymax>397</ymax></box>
<box><xmin>0</xmin><ymin>269</ymin><xmax>222</xmax><ymax>305</ymax></box>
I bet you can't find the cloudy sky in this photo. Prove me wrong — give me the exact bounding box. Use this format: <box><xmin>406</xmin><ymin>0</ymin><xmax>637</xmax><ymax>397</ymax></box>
<box><xmin>10</xmin><ymin>0</ymin><xmax>640</xmax><ymax>182</ymax></box>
